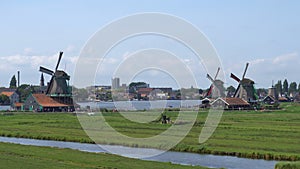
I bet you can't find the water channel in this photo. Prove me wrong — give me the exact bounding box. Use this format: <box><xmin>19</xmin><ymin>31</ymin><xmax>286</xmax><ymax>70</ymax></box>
<box><xmin>0</xmin><ymin>137</ymin><xmax>277</xmax><ymax>169</ymax></box>
<box><xmin>78</xmin><ymin>100</ymin><xmax>201</xmax><ymax>110</ymax></box>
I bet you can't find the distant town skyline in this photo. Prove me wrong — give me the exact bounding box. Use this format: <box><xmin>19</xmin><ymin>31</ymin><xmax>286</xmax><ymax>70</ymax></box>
<box><xmin>1</xmin><ymin>1</ymin><xmax>300</xmax><ymax>89</ymax></box>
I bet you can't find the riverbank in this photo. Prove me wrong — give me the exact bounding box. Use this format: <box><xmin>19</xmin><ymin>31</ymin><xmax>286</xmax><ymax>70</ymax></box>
<box><xmin>0</xmin><ymin>102</ymin><xmax>299</xmax><ymax>162</ymax></box>
<box><xmin>0</xmin><ymin>142</ymin><xmax>210</xmax><ymax>169</ymax></box>
<box><xmin>275</xmin><ymin>161</ymin><xmax>300</xmax><ymax>169</ymax></box>
<box><xmin>0</xmin><ymin>136</ymin><xmax>278</xmax><ymax>169</ymax></box>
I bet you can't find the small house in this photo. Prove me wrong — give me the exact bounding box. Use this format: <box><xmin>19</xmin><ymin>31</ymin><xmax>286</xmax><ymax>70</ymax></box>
<box><xmin>0</xmin><ymin>91</ymin><xmax>19</xmax><ymax>105</ymax></box>
<box><xmin>211</xmin><ymin>97</ymin><xmax>250</xmax><ymax>110</ymax></box>
<box><xmin>278</xmin><ymin>96</ymin><xmax>290</xmax><ymax>102</ymax></box>
<box><xmin>263</xmin><ymin>95</ymin><xmax>276</xmax><ymax>104</ymax></box>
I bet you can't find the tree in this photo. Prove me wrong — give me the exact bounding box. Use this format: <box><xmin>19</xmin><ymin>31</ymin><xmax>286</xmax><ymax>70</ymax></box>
<box><xmin>275</xmin><ymin>80</ymin><xmax>282</xmax><ymax>96</ymax></box>
<box><xmin>298</xmin><ymin>83</ymin><xmax>300</xmax><ymax>92</ymax></box>
<box><xmin>198</xmin><ymin>89</ymin><xmax>203</xmax><ymax>94</ymax></box>
<box><xmin>72</xmin><ymin>87</ymin><xmax>89</xmax><ymax>101</ymax></box>
<box><xmin>256</xmin><ymin>88</ymin><xmax>267</xmax><ymax>97</ymax></box>
<box><xmin>9</xmin><ymin>75</ymin><xmax>17</xmax><ymax>89</ymax></box>
<box><xmin>16</xmin><ymin>84</ymin><xmax>35</xmax><ymax>102</ymax></box>
<box><xmin>129</xmin><ymin>82</ymin><xmax>148</xmax><ymax>94</ymax></box>
<box><xmin>283</xmin><ymin>79</ymin><xmax>288</xmax><ymax>95</ymax></box>
<box><xmin>226</xmin><ymin>86</ymin><xmax>236</xmax><ymax>93</ymax></box>
<box><xmin>0</xmin><ymin>94</ymin><xmax>10</xmax><ymax>105</ymax></box>
<box><xmin>288</xmin><ymin>82</ymin><xmax>297</xmax><ymax>95</ymax></box>
<box><xmin>226</xmin><ymin>86</ymin><xmax>236</xmax><ymax>97</ymax></box>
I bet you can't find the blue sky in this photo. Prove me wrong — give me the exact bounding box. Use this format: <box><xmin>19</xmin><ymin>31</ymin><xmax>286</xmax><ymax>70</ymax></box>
<box><xmin>1</xmin><ymin>1</ymin><xmax>300</xmax><ymax>88</ymax></box>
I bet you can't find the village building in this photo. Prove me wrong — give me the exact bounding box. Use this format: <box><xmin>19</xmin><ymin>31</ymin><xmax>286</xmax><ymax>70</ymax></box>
<box><xmin>278</xmin><ymin>96</ymin><xmax>290</xmax><ymax>102</ymax></box>
<box><xmin>149</xmin><ymin>89</ymin><xmax>169</xmax><ymax>100</ymax></box>
<box><xmin>0</xmin><ymin>90</ymin><xmax>19</xmax><ymax>105</ymax></box>
<box><xmin>211</xmin><ymin>97</ymin><xmax>250</xmax><ymax>110</ymax></box>
<box><xmin>12</xmin><ymin>102</ymin><xmax>23</xmax><ymax>111</ymax></box>
<box><xmin>263</xmin><ymin>95</ymin><xmax>277</xmax><ymax>105</ymax></box>
<box><xmin>23</xmin><ymin>93</ymin><xmax>73</xmax><ymax>112</ymax></box>
<box><xmin>200</xmin><ymin>98</ymin><xmax>211</xmax><ymax>108</ymax></box>
<box><xmin>293</xmin><ymin>93</ymin><xmax>300</xmax><ymax>103</ymax></box>
<box><xmin>137</xmin><ymin>88</ymin><xmax>153</xmax><ymax>99</ymax></box>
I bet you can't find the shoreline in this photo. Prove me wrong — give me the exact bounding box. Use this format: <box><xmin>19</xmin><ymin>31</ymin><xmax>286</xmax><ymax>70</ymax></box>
<box><xmin>0</xmin><ymin>133</ymin><xmax>296</xmax><ymax>162</ymax></box>
<box><xmin>0</xmin><ymin>136</ymin><xmax>278</xmax><ymax>169</ymax></box>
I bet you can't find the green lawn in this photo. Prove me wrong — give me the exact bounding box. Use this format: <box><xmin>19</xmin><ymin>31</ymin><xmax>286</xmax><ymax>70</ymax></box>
<box><xmin>0</xmin><ymin>142</ymin><xmax>210</xmax><ymax>169</ymax></box>
<box><xmin>0</xmin><ymin>102</ymin><xmax>299</xmax><ymax>161</ymax></box>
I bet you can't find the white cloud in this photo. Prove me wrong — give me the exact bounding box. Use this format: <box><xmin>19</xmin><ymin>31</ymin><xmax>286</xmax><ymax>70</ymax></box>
<box><xmin>1</xmin><ymin>49</ymin><xmax>299</xmax><ymax>89</ymax></box>
<box><xmin>273</xmin><ymin>52</ymin><xmax>298</xmax><ymax>64</ymax></box>
<box><xmin>65</xmin><ymin>45</ymin><xmax>76</xmax><ymax>53</ymax></box>
<box><xmin>0</xmin><ymin>51</ymin><xmax>78</xmax><ymax>87</ymax></box>
<box><xmin>225</xmin><ymin>52</ymin><xmax>300</xmax><ymax>88</ymax></box>
<box><xmin>250</xmin><ymin>58</ymin><xmax>265</xmax><ymax>65</ymax></box>
<box><xmin>23</xmin><ymin>48</ymin><xmax>34</xmax><ymax>55</ymax></box>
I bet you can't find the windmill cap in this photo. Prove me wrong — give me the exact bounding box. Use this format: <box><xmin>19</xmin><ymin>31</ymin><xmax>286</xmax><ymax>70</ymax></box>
<box><xmin>241</xmin><ymin>78</ymin><xmax>254</xmax><ymax>84</ymax></box>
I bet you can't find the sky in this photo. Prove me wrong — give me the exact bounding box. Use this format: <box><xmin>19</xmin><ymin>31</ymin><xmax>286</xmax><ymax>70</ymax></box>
<box><xmin>1</xmin><ymin>0</ymin><xmax>300</xmax><ymax>89</ymax></box>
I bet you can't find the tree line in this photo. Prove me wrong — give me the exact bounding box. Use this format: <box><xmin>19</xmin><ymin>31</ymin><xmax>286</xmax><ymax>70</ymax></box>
<box><xmin>274</xmin><ymin>79</ymin><xmax>299</xmax><ymax>96</ymax></box>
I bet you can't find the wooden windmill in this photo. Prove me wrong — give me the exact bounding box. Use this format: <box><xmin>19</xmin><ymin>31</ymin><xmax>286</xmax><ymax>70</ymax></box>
<box><xmin>39</xmin><ymin>51</ymin><xmax>71</xmax><ymax>96</ymax></box>
<box><xmin>230</xmin><ymin>63</ymin><xmax>257</xmax><ymax>102</ymax></box>
<box><xmin>205</xmin><ymin>67</ymin><xmax>225</xmax><ymax>98</ymax></box>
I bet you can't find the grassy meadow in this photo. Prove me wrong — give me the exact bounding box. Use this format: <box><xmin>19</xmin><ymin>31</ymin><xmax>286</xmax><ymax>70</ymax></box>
<box><xmin>0</xmin><ymin>102</ymin><xmax>299</xmax><ymax>161</ymax></box>
<box><xmin>275</xmin><ymin>161</ymin><xmax>300</xmax><ymax>169</ymax></box>
<box><xmin>0</xmin><ymin>142</ymin><xmax>210</xmax><ymax>169</ymax></box>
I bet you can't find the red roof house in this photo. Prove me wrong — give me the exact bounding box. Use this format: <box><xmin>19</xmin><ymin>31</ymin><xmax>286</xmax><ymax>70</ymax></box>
<box><xmin>211</xmin><ymin>97</ymin><xmax>250</xmax><ymax>110</ymax></box>
<box><xmin>23</xmin><ymin>93</ymin><xmax>72</xmax><ymax>112</ymax></box>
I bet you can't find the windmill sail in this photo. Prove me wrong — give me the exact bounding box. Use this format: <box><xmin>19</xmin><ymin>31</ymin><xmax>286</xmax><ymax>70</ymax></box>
<box><xmin>55</xmin><ymin>51</ymin><xmax>63</xmax><ymax>71</ymax></box>
<box><xmin>40</xmin><ymin>66</ymin><xmax>54</xmax><ymax>75</ymax></box>
<box><xmin>230</xmin><ymin>73</ymin><xmax>240</xmax><ymax>82</ymax></box>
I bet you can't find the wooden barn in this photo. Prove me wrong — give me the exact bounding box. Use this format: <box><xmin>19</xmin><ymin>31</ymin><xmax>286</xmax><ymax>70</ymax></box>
<box><xmin>211</xmin><ymin>97</ymin><xmax>250</xmax><ymax>110</ymax></box>
<box><xmin>23</xmin><ymin>93</ymin><xmax>74</xmax><ymax>112</ymax></box>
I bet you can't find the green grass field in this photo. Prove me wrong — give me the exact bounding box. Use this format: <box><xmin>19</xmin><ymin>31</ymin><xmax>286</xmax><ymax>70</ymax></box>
<box><xmin>0</xmin><ymin>142</ymin><xmax>210</xmax><ymax>169</ymax></box>
<box><xmin>275</xmin><ymin>161</ymin><xmax>300</xmax><ymax>169</ymax></box>
<box><xmin>0</xmin><ymin>102</ymin><xmax>299</xmax><ymax>161</ymax></box>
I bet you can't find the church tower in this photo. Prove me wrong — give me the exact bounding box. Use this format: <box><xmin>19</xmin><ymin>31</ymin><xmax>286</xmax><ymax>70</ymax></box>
<box><xmin>40</xmin><ymin>73</ymin><xmax>45</xmax><ymax>87</ymax></box>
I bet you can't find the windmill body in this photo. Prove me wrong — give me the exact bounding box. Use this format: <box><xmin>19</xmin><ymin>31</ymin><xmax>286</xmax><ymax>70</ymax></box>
<box><xmin>46</xmin><ymin>70</ymin><xmax>70</xmax><ymax>95</ymax></box>
<box><xmin>205</xmin><ymin>67</ymin><xmax>225</xmax><ymax>98</ymax></box>
<box><xmin>39</xmin><ymin>51</ymin><xmax>74</xmax><ymax>108</ymax></box>
<box><xmin>230</xmin><ymin>63</ymin><xmax>257</xmax><ymax>102</ymax></box>
<box><xmin>39</xmin><ymin>52</ymin><xmax>71</xmax><ymax>96</ymax></box>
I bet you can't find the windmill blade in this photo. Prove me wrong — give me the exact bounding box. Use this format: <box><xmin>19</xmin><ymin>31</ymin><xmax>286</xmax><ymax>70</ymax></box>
<box><xmin>214</xmin><ymin>67</ymin><xmax>220</xmax><ymax>80</ymax></box>
<box><xmin>230</xmin><ymin>73</ymin><xmax>240</xmax><ymax>82</ymax></box>
<box><xmin>46</xmin><ymin>76</ymin><xmax>54</xmax><ymax>95</ymax></box>
<box><xmin>234</xmin><ymin>84</ymin><xmax>241</xmax><ymax>98</ymax></box>
<box><xmin>242</xmin><ymin>62</ymin><xmax>249</xmax><ymax>79</ymax></box>
<box><xmin>206</xmin><ymin>74</ymin><xmax>215</xmax><ymax>83</ymax></box>
<box><xmin>40</xmin><ymin>66</ymin><xmax>54</xmax><ymax>75</ymax></box>
<box><xmin>205</xmin><ymin>85</ymin><xmax>213</xmax><ymax>97</ymax></box>
<box><xmin>55</xmin><ymin>51</ymin><xmax>63</xmax><ymax>71</ymax></box>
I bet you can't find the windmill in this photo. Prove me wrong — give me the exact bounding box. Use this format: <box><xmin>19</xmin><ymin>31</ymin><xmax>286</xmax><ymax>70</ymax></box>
<box><xmin>205</xmin><ymin>67</ymin><xmax>225</xmax><ymax>98</ymax></box>
<box><xmin>230</xmin><ymin>63</ymin><xmax>257</xmax><ymax>102</ymax></box>
<box><xmin>39</xmin><ymin>51</ymin><xmax>71</xmax><ymax>96</ymax></box>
